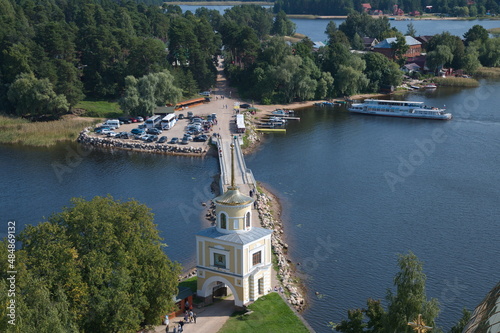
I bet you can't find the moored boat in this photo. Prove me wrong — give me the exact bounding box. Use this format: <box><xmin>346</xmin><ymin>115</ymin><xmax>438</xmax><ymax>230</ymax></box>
<box><xmin>348</xmin><ymin>99</ymin><xmax>452</xmax><ymax>120</ymax></box>
<box><xmin>424</xmin><ymin>84</ymin><xmax>437</xmax><ymax>89</ymax></box>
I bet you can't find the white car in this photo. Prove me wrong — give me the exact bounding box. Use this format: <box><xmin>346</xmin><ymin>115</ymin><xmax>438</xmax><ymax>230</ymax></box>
<box><xmin>199</xmin><ymin>91</ymin><xmax>211</xmax><ymax>96</ymax></box>
<box><xmin>101</xmin><ymin>128</ymin><xmax>114</xmax><ymax>135</ymax></box>
<box><xmin>106</xmin><ymin>131</ymin><xmax>118</xmax><ymax>137</ymax></box>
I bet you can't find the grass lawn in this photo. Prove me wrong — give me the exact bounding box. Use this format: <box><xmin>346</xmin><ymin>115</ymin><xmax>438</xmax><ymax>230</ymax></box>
<box><xmin>73</xmin><ymin>100</ymin><xmax>123</xmax><ymax>118</ymax></box>
<box><xmin>218</xmin><ymin>292</ymin><xmax>309</xmax><ymax>333</ymax></box>
<box><xmin>0</xmin><ymin>115</ymin><xmax>99</xmax><ymax>147</ymax></box>
<box><xmin>179</xmin><ymin>276</ymin><xmax>197</xmax><ymax>293</ymax></box>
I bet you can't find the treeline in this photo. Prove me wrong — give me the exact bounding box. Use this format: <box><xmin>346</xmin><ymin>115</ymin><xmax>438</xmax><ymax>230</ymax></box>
<box><xmin>0</xmin><ymin>0</ymin><xmax>220</xmax><ymax>119</ymax></box>
<box><xmin>274</xmin><ymin>0</ymin><xmax>500</xmax><ymax>16</ymax></box>
<box><xmin>2</xmin><ymin>0</ymin><xmax>500</xmax><ymax>117</ymax></box>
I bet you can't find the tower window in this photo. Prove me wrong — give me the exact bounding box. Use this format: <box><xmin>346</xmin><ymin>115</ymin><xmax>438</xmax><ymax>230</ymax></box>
<box><xmin>258</xmin><ymin>278</ymin><xmax>264</xmax><ymax>295</ymax></box>
<box><xmin>252</xmin><ymin>251</ymin><xmax>262</xmax><ymax>266</ymax></box>
<box><xmin>220</xmin><ymin>213</ymin><xmax>227</xmax><ymax>229</ymax></box>
<box><xmin>246</xmin><ymin>212</ymin><xmax>251</xmax><ymax>228</ymax></box>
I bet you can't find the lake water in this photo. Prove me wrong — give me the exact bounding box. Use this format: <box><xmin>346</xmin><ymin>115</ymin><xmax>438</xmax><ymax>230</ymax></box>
<box><xmin>245</xmin><ymin>81</ymin><xmax>500</xmax><ymax>331</ymax></box>
<box><xmin>179</xmin><ymin>5</ymin><xmax>500</xmax><ymax>42</ymax></box>
<box><xmin>3</xmin><ymin>81</ymin><xmax>499</xmax><ymax>332</ymax></box>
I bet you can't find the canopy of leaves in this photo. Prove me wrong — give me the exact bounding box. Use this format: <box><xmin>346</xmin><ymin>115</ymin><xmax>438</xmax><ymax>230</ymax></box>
<box><xmin>0</xmin><ymin>196</ymin><xmax>181</xmax><ymax>332</ymax></box>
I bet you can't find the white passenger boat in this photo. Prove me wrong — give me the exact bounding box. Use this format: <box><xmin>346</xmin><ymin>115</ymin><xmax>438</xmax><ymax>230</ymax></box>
<box><xmin>348</xmin><ymin>99</ymin><xmax>452</xmax><ymax>120</ymax></box>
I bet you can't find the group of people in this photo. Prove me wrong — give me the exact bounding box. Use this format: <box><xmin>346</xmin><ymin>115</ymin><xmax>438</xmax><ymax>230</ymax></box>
<box><xmin>164</xmin><ymin>313</ymin><xmax>196</xmax><ymax>332</ymax></box>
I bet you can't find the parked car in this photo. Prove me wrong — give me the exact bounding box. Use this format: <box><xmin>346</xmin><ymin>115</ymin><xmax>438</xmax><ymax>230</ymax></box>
<box><xmin>158</xmin><ymin>136</ymin><xmax>168</xmax><ymax>143</ymax></box>
<box><xmin>118</xmin><ymin>117</ymin><xmax>131</xmax><ymax>124</ymax></box>
<box><xmin>135</xmin><ymin>116</ymin><xmax>144</xmax><ymax>122</ymax></box>
<box><xmin>94</xmin><ymin>126</ymin><xmax>112</xmax><ymax>133</ymax></box>
<box><xmin>187</xmin><ymin>111</ymin><xmax>193</xmax><ymax>119</ymax></box>
<box><xmin>129</xmin><ymin>117</ymin><xmax>137</xmax><ymax>123</ymax></box>
<box><xmin>194</xmin><ymin>135</ymin><xmax>208</xmax><ymax>142</ymax></box>
<box><xmin>170</xmin><ymin>137</ymin><xmax>179</xmax><ymax>144</ymax></box>
<box><xmin>107</xmin><ymin>131</ymin><xmax>118</xmax><ymax>137</ymax></box>
<box><xmin>183</xmin><ymin>134</ymin><xmax>193</xmax><ymax>141</ymax></box>
<box><xmin>178</xmin><ymin>113</ymin><xmax>184</xmax><ymax>119</ymax></box>
<box><xmin>147</xmin><ymin>128</ymin><xmax>162</xmax><ymax>135</ymax></box>
<box><xmin>146</xmin><ymin>134</ymin><xmax>158</xmax><ymax>142</ymax></box>
<box><xmin>116</xmin><ymin>132</ymin><xmax>129</xmax><ymax>139</ymax></box>
<box><xmin>101</xmin><ymin>128</ymin><xmax>114</xmax><ymax>135</ymax></box>
<box><xmin>199</xmin><ymin>91</ymin><xmax>211</xmax><ymax>96</ymax></box>
<box><xmin>181</xmin><ymin>137</ymin><xmax>189</xmax><ymax>144</ymax></box>
<box><xmin>240</xmin><ymin>103</ymin><xmax>251</xmax><ymax>109</ymax></box>
<box><xmin>131</xmin><ymin>128</ymin><xmax>145</xmax><ymax>135</ymax></box>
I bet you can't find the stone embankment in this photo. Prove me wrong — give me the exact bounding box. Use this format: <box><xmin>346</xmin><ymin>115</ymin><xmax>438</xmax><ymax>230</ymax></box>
<box><xmin>254</xmin><ymin>191</ymin><xmax>306</xmax><ymax>312</ymax></box>
<box><xmin>77</xmin><ymin>128</ymin><xmax>207</xmax><ymax>155</ymax></box>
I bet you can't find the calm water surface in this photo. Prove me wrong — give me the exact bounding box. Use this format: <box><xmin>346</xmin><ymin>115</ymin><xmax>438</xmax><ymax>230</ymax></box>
<box><xmin>179</xmin><ymin>4</ymin><xmax>500</xmax><ymax>41</ymax></box>
<box><xmin>246</xmin><ymin>81</ymin><xmax>500</xmax><ymax>331</ymax></box>
<box><xmin>2</xmin><ymin>81</ymin><xmax>499</xmax><ymax>332</ymax></box>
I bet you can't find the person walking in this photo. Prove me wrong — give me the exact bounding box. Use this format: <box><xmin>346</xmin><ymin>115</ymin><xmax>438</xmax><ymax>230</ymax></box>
<box><xmin>165</xmin><ymin>316</ymin><xmax>170</xmax><ymax>332</ymax></box>
<box><xmin>193</xmin><ymin>312</ymin><xmax>197</xmax><ymax>324</ymax></box>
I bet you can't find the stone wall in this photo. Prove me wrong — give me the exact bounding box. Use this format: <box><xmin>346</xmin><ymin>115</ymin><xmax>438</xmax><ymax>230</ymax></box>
<box><xmin>77</xmin><ymin>128</ymin><xmax>207</xmax><ymax>156</ymax></box>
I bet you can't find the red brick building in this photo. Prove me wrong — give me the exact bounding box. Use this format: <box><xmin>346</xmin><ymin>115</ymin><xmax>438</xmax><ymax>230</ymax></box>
<box><xmin>372</xmin><ymin>36</ymin><xmax>422</xmax><ymax>60</ymax></box>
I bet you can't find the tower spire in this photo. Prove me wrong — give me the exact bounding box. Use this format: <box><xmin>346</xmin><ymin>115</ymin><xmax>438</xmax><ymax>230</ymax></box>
<box><xmin>230</xmin><ymin>143</ymin><xmax>235</xmax><ymax>189</ymax></box>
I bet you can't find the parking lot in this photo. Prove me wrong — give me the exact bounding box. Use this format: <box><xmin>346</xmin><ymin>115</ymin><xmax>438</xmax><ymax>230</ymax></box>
<box><xmin>88</xmin><ymin>109</ymin><xmax>221</xmax><ymax>149</ymax></box>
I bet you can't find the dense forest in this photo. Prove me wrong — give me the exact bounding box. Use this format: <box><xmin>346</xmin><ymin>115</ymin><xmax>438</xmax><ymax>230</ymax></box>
<box><xmin>1</xmin><ymin>0</ymin><xmax>499</xmax><ymax>120</ymax></box>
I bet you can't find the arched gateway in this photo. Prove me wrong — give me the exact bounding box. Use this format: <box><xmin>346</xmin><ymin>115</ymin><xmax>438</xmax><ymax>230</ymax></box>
<box><xmin>196</xmin><ymin>144</ymin><xmax>272</xmax><ymax>307</ymax></box>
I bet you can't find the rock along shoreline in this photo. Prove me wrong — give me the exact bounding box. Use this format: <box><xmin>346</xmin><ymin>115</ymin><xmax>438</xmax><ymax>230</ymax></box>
<box><xmin>77</xmin><ymin>127</ymin><xmax>208</xmax><ymax>156</ymax></box>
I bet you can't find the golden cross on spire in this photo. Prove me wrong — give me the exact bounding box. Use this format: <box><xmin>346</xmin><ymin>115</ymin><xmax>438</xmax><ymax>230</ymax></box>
<box><xmin>408</xmin><ymin>314</ymin><xmax>432</xmax><ymax>333</ymax></box>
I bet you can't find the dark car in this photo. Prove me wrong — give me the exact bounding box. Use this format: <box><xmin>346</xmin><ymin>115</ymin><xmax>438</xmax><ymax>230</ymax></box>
<box><xmin>147</xmin><ymin>128</ymin><xmax>162</xmax><ymax>135</ymax></box>
<box><xmin>193</xmin><ymin>135</ymin><xmax>208</xmax><ymax>142</ymax></box>
<box><xmin>187</xmin><ymin>111</ymin><xmax>193</xmax><ymax>119</ymax></box>
<box><xmin>170</xmin><ymin>137</ymin><xmax>179</xmax><ymax>144</ymax></box>
<box><xmin>146</xmin><ymin>135</ymin><xmax>158</xmax><ymax>142</ymax></box>
<box><xmin>178</xmin><ymin>113</ymin><xmax>184</xmax><ymax>120</ymax></box>
<box><xmin>131</xmin><ymin>128</ymin><xmax>145</xmax><ymax>135</ymax></box>
<box><xmin>118</xmin><ymin>117</ymin><xmax>131</xmax><ymax>124</ymax></box>
<box><xmin>181</xmin><ymin>137</ymin><xmax>189</xmax><ymax>145</ymax></box>
<box><xmin>158</xmin><ymin>136</ymin><xmax>168</xmax><ymax>143</ymax></box>
<box><xmin>240</xmin><ymin>103</ymin><xmax>251</xmax><ymax>108</ymax></box>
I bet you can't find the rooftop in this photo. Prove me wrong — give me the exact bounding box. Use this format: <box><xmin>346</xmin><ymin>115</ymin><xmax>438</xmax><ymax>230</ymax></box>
<box><xmin>374</xmin><ymin>36</ymin><xmax>422</xmax><ymax>48</ymax></box>
<box><xmin>197</xmin><ymin>226</ymin><xmax>272</xmax><ymax>244</ymax></box>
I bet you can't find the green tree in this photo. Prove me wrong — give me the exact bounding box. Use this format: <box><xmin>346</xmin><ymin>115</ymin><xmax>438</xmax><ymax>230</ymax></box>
<box><xmin>479</xmin><ymin>37</ymin><xmax>500</xmax><ymax>67</ymax></box>
<box><xmin>427</xmin><ymin>45</ymin><xmax>454</xmax><ymax>72</ymax></box>
<box><xmin>391</xmin><ymin>34</ymin><xmax>409</xmax><ymax>66</ymax></box>
<box><xmin>449</xmin><ymin>308</ymin><xmax>471</xmax><ymax>333</ymax></box>
<box><xmin>7</xmin><ymin>72</ymin><xmax>69</xmax><ymax>119</ymax></box>
<box><xmin>335</xmin><ymin>65</ymin><xmax>368</xmax><ymax>96</ymax></box>
<box><xmin>385</xmin><ymin>252</ymin><xmax>440</xmax><ymax>333</ymax></box>
<box><xmin>1</xmin><ymin>196</ymin><xmax>181</xmax><ymax>332</ymax></box>
<box><xmin>463</xmin><ymin>25</ymin><xmax>489</xmax><ymax>46</ymax></box>
<box><xmin>119</xmin><ymin>75</ymin><xmax>140</xmax><ymax>115</ymax></box>
<box><xmin>271</xmin><ymin>10</ymin><xmax>296</xmax><ymax>36</ymax></box>
<box><xmin>406</xmin><ymin>23</ymin><xmax>417</xmax><ymax>37</ymax></box>
<box><xmin>335</xmin><ymin>309</ymin><xmax>366</xmax><ymax>333</ymax></box>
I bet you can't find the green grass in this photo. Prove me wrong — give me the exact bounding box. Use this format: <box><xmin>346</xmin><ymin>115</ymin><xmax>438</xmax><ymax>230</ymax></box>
<box><xmin>73</xmin><ymin>100</ymin><xmax>123</xmax><ymax>118</ymax></box>
<box><xmin>432</xmin><ymin>77</ymin><xmax>479</xmax><ymax>87</ymax></box>
<box><xmin>474</xmin><ymin>67</ymin><xmax>500</xmax><ymax>77</ymax></box>
<box><xmin>0</xmin><ymin>115</ymin><xmax>99</xmax><ymax>147</ymax></box>
<box><xmin>218</xmin><ymin>293</ymin><xmax>309</xmax><ymax>333</ymax></box>
<box><xmin>179</xmin><ymin>276</ymin><xmax>197</xmax><ymax>293</ymax></box>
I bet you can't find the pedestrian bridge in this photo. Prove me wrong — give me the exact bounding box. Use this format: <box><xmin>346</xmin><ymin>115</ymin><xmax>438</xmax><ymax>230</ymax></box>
<box><xmin>216</xmin><ymin>136</ymin><xmax>256</xmax><ymax>200</ymax></box>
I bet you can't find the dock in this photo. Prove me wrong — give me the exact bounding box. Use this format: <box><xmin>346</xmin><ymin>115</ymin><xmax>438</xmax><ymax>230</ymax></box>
<box><xmin>255</xmin><ymin>128</ymin><xmax>286</xmax><ymax>133</ymax></box>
